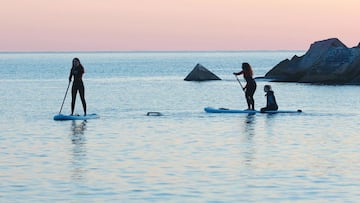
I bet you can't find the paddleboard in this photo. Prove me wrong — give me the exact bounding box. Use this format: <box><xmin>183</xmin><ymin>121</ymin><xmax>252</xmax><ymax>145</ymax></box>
<box><xmin>204</xmin><ymin>107</ymin><xmax>302</xmax><ymax>114</ymax></box>
<box><xmin>53</xmin><ymin>113</ymin><xmax>99</xmax><ymax>121</ymax></box>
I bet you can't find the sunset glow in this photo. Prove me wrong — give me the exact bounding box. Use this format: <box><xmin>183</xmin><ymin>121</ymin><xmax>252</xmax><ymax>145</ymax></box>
<box><xmin>1</xmin><ymin>0</ymin><xmax>359</xmax><ymax>51</ymax></box>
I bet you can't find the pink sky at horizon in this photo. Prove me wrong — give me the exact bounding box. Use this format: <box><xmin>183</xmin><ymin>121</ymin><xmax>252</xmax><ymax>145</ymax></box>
<box><xmin>0</xmin><ymin>0</ymin><xmax>359</xmax><ymax>51</ymax></box>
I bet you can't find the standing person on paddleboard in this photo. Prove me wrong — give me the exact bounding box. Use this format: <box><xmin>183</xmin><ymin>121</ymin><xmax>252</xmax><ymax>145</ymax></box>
<box><xmin>69</xmin><ymin>58</ymin><xmax>87</xmax><ymax>116</ymax></box>
<box><xmin>233</xmin><ymin>62</ymin><xmax>257</xmax><ymax>110</ymax></box>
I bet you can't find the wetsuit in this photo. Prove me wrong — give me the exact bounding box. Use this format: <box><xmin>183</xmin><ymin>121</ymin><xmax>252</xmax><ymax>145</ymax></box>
<box><xmin>261</xmin><ymin>90</ymin><xmax>278</xmax><ymax>112</ymax></box>
<box><xmin>244</xmin><ymin>75</ymin><xmax>257</xmax><ymax>110</ymax></box>
<box><xmin>69</xmin><ymin>65</ymin><xmax>86</xmax><ymax>115</ymax></box>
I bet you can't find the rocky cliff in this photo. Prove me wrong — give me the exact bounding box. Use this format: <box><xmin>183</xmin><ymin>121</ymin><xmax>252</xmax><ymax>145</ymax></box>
<box><xmin>265</xmin><ymin>38</ymin><xmax>360</xmax><ymax>84</ymax></box>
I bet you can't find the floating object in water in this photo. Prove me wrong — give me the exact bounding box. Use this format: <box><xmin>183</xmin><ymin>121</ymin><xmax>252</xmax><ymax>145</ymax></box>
<box><xmin>146</xmin><ymin>112</ymin><xmax>163</xmax><ymax>116</ymax></box>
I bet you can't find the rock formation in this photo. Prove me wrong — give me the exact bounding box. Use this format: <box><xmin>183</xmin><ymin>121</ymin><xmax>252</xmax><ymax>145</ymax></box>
<box><xmin>184</xmin><ymin>63</ymin><xmax>221</xmax><ymax>81</ymax></box>
<box><xmin>265</xmin><ymin>38</ymin><xmax>360</xmax><ymax>84</ymax></box>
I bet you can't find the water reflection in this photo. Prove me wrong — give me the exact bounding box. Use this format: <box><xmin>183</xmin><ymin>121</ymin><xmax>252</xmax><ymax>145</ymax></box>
<box><xmin>70</xmin><ymin>120</ymin><xmax>87</xmax><ymax>181</ymax></box>
<box><xmin>242</xmin><ymin>114</ymin><xmax>256</xmax><ymax>167</ymax></box>
<box><xmin>264</xmin><ymin>113</ymin><xmax>276</xmax><ymax>136</ymax></box>
<box><xmin>244</xmin><ymin>113</ymin><xmax>256</xmax><ymax>136</ymax></box>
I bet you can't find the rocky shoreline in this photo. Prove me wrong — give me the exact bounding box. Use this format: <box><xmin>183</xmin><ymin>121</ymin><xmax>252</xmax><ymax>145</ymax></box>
<box><xmin>265</xmin><ymin>38</ymin><xmax>360</xmax><ymax>84</ymax></box>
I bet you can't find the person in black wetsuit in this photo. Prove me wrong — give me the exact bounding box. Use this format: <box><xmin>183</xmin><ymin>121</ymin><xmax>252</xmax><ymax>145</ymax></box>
<box><xmin>260</xmin><ymin>85</ymin><xmax>278</xmax><ymax>112</ymax></box>
<box><xmin>69</xmin><ymin>58</ymin><xmax>87</xmax><ymax>116</ymax></box>
<box><xmin>233</xmin><ymin>63</ymin><xmax>257</xmax><ymax>110</ymax></box>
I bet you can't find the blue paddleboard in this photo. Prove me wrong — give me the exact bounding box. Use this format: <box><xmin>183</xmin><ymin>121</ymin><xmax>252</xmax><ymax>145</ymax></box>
<box><xmin>53</xmin><ymin>113</ymin><xmax>99</xmax><ymax>121</ymax></box>
<box><xmin>204</xmin><ymin>107</ymin><xmax>302</xmax><ymax>114</ymax></box>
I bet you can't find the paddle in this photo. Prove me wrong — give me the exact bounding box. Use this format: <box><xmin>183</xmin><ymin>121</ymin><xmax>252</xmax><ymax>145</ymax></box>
<box><xmin>58</xmin><ymin>81</ymin><xmax>71</xmax><ymax>114</ymax></box>
<box><xmin>234</xmin><ymin>75</ymin><xmax>245</xmax><ymax>92</ymax></box>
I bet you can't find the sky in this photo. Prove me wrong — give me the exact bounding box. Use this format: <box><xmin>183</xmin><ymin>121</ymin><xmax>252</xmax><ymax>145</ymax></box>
<box><xmin>0</xmin><ymin>0</ymin><xmax>359</xmax><ymax>51</ymax></box>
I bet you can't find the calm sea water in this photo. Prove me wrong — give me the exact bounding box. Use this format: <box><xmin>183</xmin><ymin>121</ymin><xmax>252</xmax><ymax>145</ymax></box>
<box><xmin>1</xmin><ymin>51</ymin><xmax>359</xmax><ymax>202</ymax></box>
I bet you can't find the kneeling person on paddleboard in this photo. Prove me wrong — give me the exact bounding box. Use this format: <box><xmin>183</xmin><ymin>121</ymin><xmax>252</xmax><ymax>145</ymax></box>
<box><xmin>69</xmin><ymin>58</ymin><xmax>87</xmax><ymax>116</ymax></box>
<box><xmin>260</xmin><ymin>85</ymin><xmax>278</xmax><ymax>112</ymax></box>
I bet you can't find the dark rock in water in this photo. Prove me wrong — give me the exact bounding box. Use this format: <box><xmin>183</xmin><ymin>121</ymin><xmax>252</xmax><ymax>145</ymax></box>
<box><xmin>265</xmin><ymin>38</ymin><xmax>360</xmax><ymax>84</ymax></box>
<box><xmin>184</xmin><ymin>63</ymin><xmax>221</xmax><ymax>81</ymax></box>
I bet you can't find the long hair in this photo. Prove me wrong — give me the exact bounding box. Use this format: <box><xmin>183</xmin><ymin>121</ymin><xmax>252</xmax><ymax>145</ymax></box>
<box><xmin>242</xmin><ymin>62</ymin><xmax>253</xmax><ymax>77</ymax></box>
<box><xmin>72</xmin><ymin>58</ymin><xmax>83</xmax><ymax>69</ymax></box>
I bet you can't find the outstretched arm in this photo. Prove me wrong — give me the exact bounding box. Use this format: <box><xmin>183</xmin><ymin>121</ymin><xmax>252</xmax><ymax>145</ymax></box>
<box><xmin>233</xmin><ymin>70</ymin><xmax>244</xmax><ymax>75</ymax></box>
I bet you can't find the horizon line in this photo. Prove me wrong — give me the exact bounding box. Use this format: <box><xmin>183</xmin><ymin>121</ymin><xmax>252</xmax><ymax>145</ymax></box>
<box><xmin>0</xmin><ymin>49</ymin><xmax>306</xmax><ymax>54</ymax></box>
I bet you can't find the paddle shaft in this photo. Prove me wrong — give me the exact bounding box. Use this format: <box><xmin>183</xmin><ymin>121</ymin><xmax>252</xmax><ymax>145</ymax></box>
<box><xmin>59</xmin><ymin>81</ymin><xmax>71</xmax><ymax>114</ymax></box>
<box><xmin>235</xmin><ymin>75</ymin><xmax>245</xmax><ymax>92</ymax></box>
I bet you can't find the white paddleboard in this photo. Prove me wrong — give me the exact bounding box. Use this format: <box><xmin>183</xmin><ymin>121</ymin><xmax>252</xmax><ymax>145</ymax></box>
<box><xmin>53</xmin><ymin>113</ymin><xmax>99</xmax><ymax>121</ymax></box>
